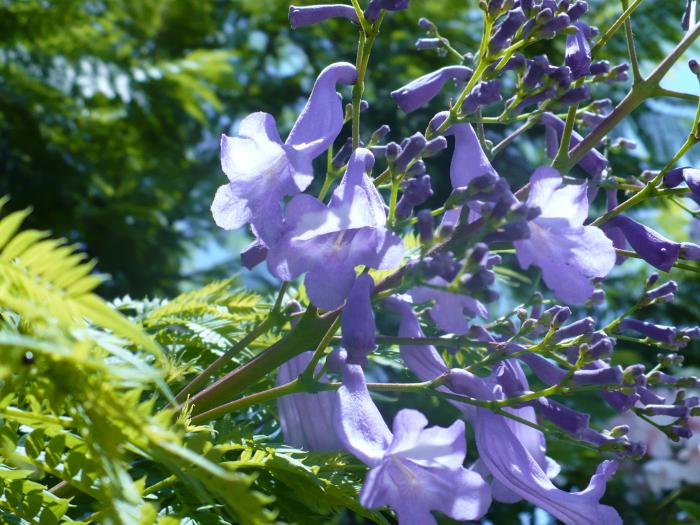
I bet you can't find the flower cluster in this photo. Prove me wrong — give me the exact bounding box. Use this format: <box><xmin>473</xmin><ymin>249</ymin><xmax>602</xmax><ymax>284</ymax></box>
<box><xmin>206</xmin><ymin>1</ymin><xmax>700</xmax><ymax>523</ymax></box>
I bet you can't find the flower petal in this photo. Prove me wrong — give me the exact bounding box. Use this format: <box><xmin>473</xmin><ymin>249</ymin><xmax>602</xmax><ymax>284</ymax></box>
<box><xmin>211</xmin><ymin>184</ymin><xmax>251</xmax><ymax>230</ymax></box>
<box><xmin>286</xmin><ymin>62</ymin><xmax>358</xmax><ymax>160</ymax></box>
<box><xmin>305</xmin><ymin>262</ymin><xmax>356</xmax><ymax>311</ymax></box>
<box><xmin>334</xmin><ymin>363</ymin><xmax>392</xmax><ymax>466</ymax></box>
<box><xmin>474</xmin><ymin>408</ymin><xmax>622</xmax><ymax>525</ymax></box>
<box><xmin>277</xmin><ymin>352</ymin><xmax>344</xmax><ymax>451</ymax></box>
<box><xmin>515</xmin><ymin>223</ymin><xmax>615</xmax><ymax>304</ymax></box>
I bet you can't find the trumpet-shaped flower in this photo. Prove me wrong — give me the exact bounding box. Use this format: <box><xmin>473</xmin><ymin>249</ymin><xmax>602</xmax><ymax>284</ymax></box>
<box><xmin>514</xmin><ymin>167</ymin><xmax>615</xmax><ymax>303</ymax></box>
<box><xmin>212</xmin><ymin>62</ymin><xmax>357</xmax><ymax>245</ymax></box>
<box><xmin>334</xmin><ymin>362</ymin><xmax>491</xmax><ymax>524</ymax></box>
<box><xmin>267</xmin><ymin>148</ymin><xmax>403</xmax><ymax>310</ymax></box>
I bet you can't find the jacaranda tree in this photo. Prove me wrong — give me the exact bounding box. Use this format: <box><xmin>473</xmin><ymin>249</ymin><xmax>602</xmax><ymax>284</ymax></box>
<box><xmin>3</xmin><ymin>1</ymin><xmax>700</xmax><ymax>524</ymax></box>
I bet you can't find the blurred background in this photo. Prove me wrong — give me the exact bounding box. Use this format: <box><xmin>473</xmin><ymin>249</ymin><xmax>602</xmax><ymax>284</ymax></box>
<box><xmin>2</xmin><ymin>0</ymin><xmax>700</xmax><ymax>522</ymax></box>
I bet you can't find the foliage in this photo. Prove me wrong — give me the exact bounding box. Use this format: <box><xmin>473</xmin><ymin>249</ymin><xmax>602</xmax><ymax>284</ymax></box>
<box><xmin>0</xmin><ymin>203</ymin><xmax>376</xmax><ymax>524</ymax></box>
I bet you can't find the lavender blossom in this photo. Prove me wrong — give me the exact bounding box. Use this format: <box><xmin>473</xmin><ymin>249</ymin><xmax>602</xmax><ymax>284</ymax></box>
<box><xmin>267</xmin><ymin>148</ymin><xmax>403</xmax><ymax>310</ymax></box>
<box><xmin>391</xmin><ymin>66</ymin><xmax>473</xmax><ymax>113</ymax></box>
<box><xmin>334</xmin><ymin>363</ymin><xmax>491</xmax><ymax>524</ymax></box>
<box><xmin>663</xmin><ymin>166</ymin><xmax>700</xmax><ymax>204</ymax></box>
<box><xmin>606</xmin><ymin>215</ymin><xmax>680</xmax><ymax>272</ymax></box>
<box><xmin>514</xmin><ymin>167</ymin><xmax>616</xmax><ymax>303</ymax></box>
<box><xmin>565</xmin><ymin>22</ymin><xmax>592</xmax><ymax>79</ymax></box>
<box><xmin>288</xmin><ymin>5</ymin><xmax>359</xmax><ymax>28</ymax></box>
<box><xmin>212</xmin><ymin>62</ymin><xmax>357</xmax><ymax>245</ymax></box>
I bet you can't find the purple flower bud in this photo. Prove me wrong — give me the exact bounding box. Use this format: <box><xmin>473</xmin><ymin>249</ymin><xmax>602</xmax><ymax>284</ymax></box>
<box><xmin>516</xmin><ymin>87</ymin><xmax>558</xmax><ymax>112</ymax></box>
<box><xmin>490</xmin><ymin>9</ymin><xmax>526</xmax><ymax>52</ymax></box>
<box><xmin>369</xmin><ymin>124</ymin><xmax>390</xmax><ymax>145</ymax></box>
<box><xmin>690</xmin><ymin>58</ymin><xmax>700</xmax><ymax>75</ymax></box>
<box><xmin>559</xmin><ymin>85</ymin><xmax>591</xmax><ymax>105</ymax></box>
<box><xmin>499</xmin><ymin>54</ymin><xmax>527</xmax><ymax>73</ymax></box>
<box><xmin>663</xmin><ymin>166</ymin><xmax>700</xmax><ymax>203</ymax></box>
<box><xmin>567</xmin><ymin>0</ymin><xmax>588</xmax><ymax>21</ymax></box>
<box><xmin>588</xmin><ymin>337</ymin><xmax>614</xmax><ymax>359</ymax></box>
<box><xmin>681</xmin><ymin>242</ymin><xmax>700</xmax><ymax>262</ymax></box>
<box><xmin>549</xmin><ymin>65</ymin><xmax>573</xmax><ymax>87</ymax></box>
<box><xmin>391</xmin><ymin>66</ymin><xmax>473</xmax><ymax>113</ymax></box>
<box><xmin>462</xmin><ymin>80</ymin><xmax>502</xmax><ymax>114</ymax></box>
<box><xmin>486</xmin><ymin>254</ymin><xmax>501</xmax><ymax>268</ymax></box>
<box><xmin>533</xmin><ymin>397</ymin><xmax>591</xmax><ymax>436</ymax></box>
<box><xmin>590</xmin><ymin>289</ymin><xmax>606</xmax><ymax>305</ymax></box>
<box><xmin>395</xmin><ymin>133</ymin><xmax>428</xmax><ymax>172</ymax></box>
<box><xmin>619</xmin><ymin>318</ymin><xmax>677</xmax><ymax>344</ymax></box>
<box><xmin>552</xmin><ymin>317</ymin><xmax>595</xmax><ymax>341</ymax></box>
<box><xmin>426</xmin><ymin>251</ymin><xmax>460</xmax><ymax>281</ymax></box>
<box><xmin>524</xmin><ymin>55</ymin><xmax>551</xmax><ymax>87</ymax></box>
<box><xmin>670</xmin><ymin>425</ymin><xmax>693</xmax><ymax>439</ymax></box>
<box><xmin>241</xmin><ymin>239</ymin><xmax>268</xmax><ymax>269</ymax></box>
<box><xmin>566</xmin><ymin>22</ymin><xmax>592</xmax><ymax>79</ymax></box>
<box><xmin>416</xmin><ymin>38</ymin><xmax>442</xmax><ymax>50</ymax></box>
<box><xmin>484</xmin><ymin>221</ymin><xmax>531</xmax><ymax>242</ymax></box>
<box><xmin>386</xmin><ymin>141</ymin><xmax>400</xmax><ymax>161</ymax></box>
<box><xmin>342</xmin><ymin>274</ymin><xmax>376</xmax><ymax>365</ymax></box>
<box><xmin>365</xmin><ymin>0</ymin><xmax>410</xmax><ymax>22</ymax></box>
<box><xmin>417</xmin><ymin>209</ymin><xmax>434</xmax><ymax>242</ymax></box>
<box><xmin>645</xmin><ymin>281</ymin><xmax>678</xmax><ymax>302</ymax></box>
<box><xmin>416</xmin><ymin>139</ymin><xmax>444</xmax><ymax>161</ymax></box>
<box><xmin>553</xmin><ymin>306</ymin><xmax>573</xmax><ymax>327</ymax></box>
<box><xmin>607</xmin><ymin>215</ymin><xmax>680</xmax><ymax>272</ymax></box>
<box><xmin>643</xmin><ymin>404</ymin><xmax>690</xmax><ymax>418</ymax></box>
<box><xmin>540</xmin><ymin>13</ymin><xmax>571</xmax><ymax>38</ymax></box>
<box><xmin>396</xmin><ymin>174</ymin><xmax>433</xmax><ymax>218</ymax></box>
<box><xmin>589</xmin><ymin>61</ymin><xmax>610</xmax><ymax>76</ymax></box>
<box><xmin>289</xmin><ymin>4</ymin><xmax>359</xmax><ymax>28</ymax></box>
<box><xmin>418</xmin><ymin>17</ymin><xmax>437</xmax><ymax>32</ymax></box>
<box><xmin>406</xmin><ymin>160</ymin><xmax>426</xmax><ymax>177</ymax></box>
<box><xmin>609</xmin><ymin>63</ymin><xmax>630</xmax><ymax>83</ymax></box>
<box><xmin>332</xmin><ymin>137</ymin><xmax>354</xmax><ymax>169</ymax></box>
<box><xmin>573</xmin><ymin>365</ymin><xmax>624</xmax><ymax>387</ymax></box>
<box><xmin>623</xmin><ymin>364</ymin><xmax>646</xmax><ymax>386</ymax></box>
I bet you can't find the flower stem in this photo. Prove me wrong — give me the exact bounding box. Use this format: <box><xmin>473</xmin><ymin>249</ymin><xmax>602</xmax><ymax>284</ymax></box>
<box><xmin>186</xmin><ymin>307</ymin><xmax>337</xmax><ymax>416</ymax></box>
<box><xmin>175</xmin><ymin>314</ymin><xmax>278</xmax><ymax>404</ymax></box>
<box><xmin>559</xmin><ymin>21</ymin><xmax>700</xmax><ymax>173</ymax></box>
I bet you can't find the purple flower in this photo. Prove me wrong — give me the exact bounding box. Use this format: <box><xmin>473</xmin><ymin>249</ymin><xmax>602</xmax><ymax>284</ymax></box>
<box><xmin>334</xmin><ymin>362</ymin><xmax>491</xmax><ymax>524</ymax></box>
<box><xmin>288</xmin><ymin>4</ymin><xmax>359</xmax><ymax>28</ymax></box>
<box><xmin>276</xmin><ymin>352</ymin><xmax>343</xmax><ymax>451</ymax></box>
<box><xmin>391</xmin><ymin>66</ymin><xmax>473</xmax><ymax>113</ymax></box>
<box><xmin>566</xmin><ymin>23</ymin><xmax>593</xmax><ymax>79</ymax></box>
<box><xmin>365</xmin><ymin>0</ymin><xmax>410</xmax><ymax>22</ymax></box>
<box><xmin>430</xmin><ymin>111</ymin><xmax>498</xmax><ymax>228</ymax></box>
<box><xmin>409</xmin><ymin>277</ymin><xmax>488</xmax><ymax>335</ymax></box>
<box><xmin>663</xmin><ymin>166</ymin><xmax>700</xmax><ymax>204</ymax></box>
<box><xmin>514</xmin><ymin>167</ymin><xmax>616</xmax><ymax>303</ymax></box>
<box><xmin>606</xmin><ymin>215</ymin><xmax>680</xmax><ymax>272</ymax></box>
<box><xmin>342</xmin><ymin>273</ymin><xmax>376</xmax><ymax>364</ymax></box>
<box><xmin>267</xmin><ymin>148</ymin><xmax>403</xmax><ymax>310</ymax></box>
<box><xmin>540</xmin><ymin>112</ymin><xmax>608</xmax><ymax>178</ymax></box>
<box><xmin>212</xmin><ymin>62</ymin><xmax>357</xmax><ymax>245</ymax></box>
<box><xmin>447</xmin><ymin>369</ymin><xmax>623</xmax><ymax>525</ymax></box>
<box><xmin>474</xmin><ymin>407</ymin><xmax>622</xmax><ymax>525</ymax></box>
<box><xmin>383</xmin><ymin>299</ymin><xmax>614</xmax><ymax>516</ymax></box>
